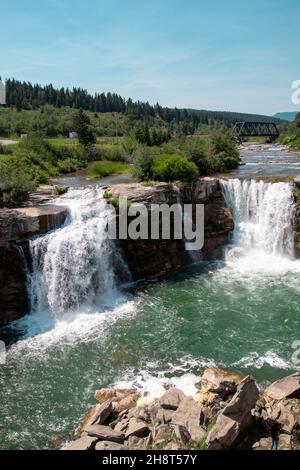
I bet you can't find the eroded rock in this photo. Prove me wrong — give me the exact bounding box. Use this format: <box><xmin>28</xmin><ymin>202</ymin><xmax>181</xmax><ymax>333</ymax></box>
<box><xmin>159</xmin><ymin>388</ymin><xmax>186</xmax><ymax>410</ymax></box>
<box><xmin>172</xmin><ymin>396</ymin><xmax>205</xmax><ymax>443</ymax></box>
<box><xmin>62</xmin><ymin>434</ymin><xmax>97</xmax><ymax>451</ymax></box>
<box><xmin>207</xmin><ymin>375</ymin><xmax>259</xmax><ymax>450</ymax></box>
<box><xmin>264</xmin><ymin>372</ymin><xmax>300</xmax><ymax>401</ymax></box>
<box><xmin>85</xmin><ymin>424</ymin><xmax>124</xmax><ymax>443</ymax></box>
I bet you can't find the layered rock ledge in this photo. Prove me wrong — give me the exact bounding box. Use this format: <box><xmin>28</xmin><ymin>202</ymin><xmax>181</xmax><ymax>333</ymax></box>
<box><xmin>63</xmin><ymin>369</ymin><xmax>300</xmax><ymax>451</ymax></box>
<box><xmin>105</xmin><ymin>178</ymin><xmax>233</xmax><ymax>279</ymax></box>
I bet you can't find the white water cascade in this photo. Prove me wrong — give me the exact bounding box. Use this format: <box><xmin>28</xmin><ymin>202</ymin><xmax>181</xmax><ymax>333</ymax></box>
<box><xmin>28</xmin><ymin>187</ymin><xmax>130</xmax><ymax>316</ymax></box>
<box><xmin>220</xmin><ymin>179</ymin><xmax>297</xmax><ymax>270</ymax></box>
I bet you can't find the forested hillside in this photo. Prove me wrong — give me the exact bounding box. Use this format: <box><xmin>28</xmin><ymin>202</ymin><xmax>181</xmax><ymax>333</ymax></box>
<box><xmin>1</xmin><ymin>78</ymin><xmax>285</xmax><ymax>137</ymax></box>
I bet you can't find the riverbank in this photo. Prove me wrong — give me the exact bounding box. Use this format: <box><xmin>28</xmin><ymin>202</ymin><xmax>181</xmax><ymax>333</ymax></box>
<box><xmin>63</xmin><ymin>368</ymin><xmax>300</xmax><ymax>451</ymax></box>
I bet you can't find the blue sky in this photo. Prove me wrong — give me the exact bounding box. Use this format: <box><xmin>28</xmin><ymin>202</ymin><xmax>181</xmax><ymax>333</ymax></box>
<box><xmin>1</xmin><ymin>0</ymin><xmax>300</xmax><ymax>115</ymax></box>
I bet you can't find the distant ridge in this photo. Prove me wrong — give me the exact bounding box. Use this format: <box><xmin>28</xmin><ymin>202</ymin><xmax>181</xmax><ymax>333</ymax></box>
<box><xmin>273</xmin><ymin>112</ymin><xmax>298</xmax><ymax>122</ymax></box>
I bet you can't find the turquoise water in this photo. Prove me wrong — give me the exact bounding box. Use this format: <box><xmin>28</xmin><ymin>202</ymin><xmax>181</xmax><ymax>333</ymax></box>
<box><xmin>1</xmin><ymin>179</ymin><xmax>300</xmax><ymax>450</ymax></box>
<box><xmin>1</xmin><ymin>259</ymin><xmax>300</xmax><ymax>449</ymax></box>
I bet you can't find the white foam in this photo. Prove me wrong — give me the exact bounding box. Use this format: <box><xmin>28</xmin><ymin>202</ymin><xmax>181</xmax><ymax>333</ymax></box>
<box><xmin>113</xmin><ymin>357</ymin><xmax>218</xmax><ymax>404</ymax></box>
<box><xmin>7</xmin><ymin>299</ymin><xmax>137</xmax><ymax>360</ymax></box>
<box><xmin>232</xmin><ymin>351</ymin><xmax>292</xmax><ymax>369</ymax></box>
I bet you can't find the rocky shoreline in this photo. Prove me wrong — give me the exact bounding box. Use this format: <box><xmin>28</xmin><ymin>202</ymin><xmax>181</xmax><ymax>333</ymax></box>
<box><xmin>62</xmin><ymin>368</ymin><xmax>300</xmax><ymax>451</ymax></box>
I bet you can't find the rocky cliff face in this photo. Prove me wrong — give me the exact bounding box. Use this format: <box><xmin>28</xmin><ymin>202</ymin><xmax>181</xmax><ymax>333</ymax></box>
<box><xmin>106</xmin><ymin>178</ymin><xmax>234</xmax><ymax>279</ymax></box>
<box><xmin>0</xmin><ymin>187</ymin><xmax>68</xmax><ymax>327</ymax></box>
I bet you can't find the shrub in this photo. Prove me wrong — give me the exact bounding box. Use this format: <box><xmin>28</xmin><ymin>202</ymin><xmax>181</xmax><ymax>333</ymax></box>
<box><xmin>151</xmin><ymin>154</ymin><xmax>199</xmax><ymax>182</ymax></box>
<box><xmin>0</xmin><ymin>156</ymin><xmax>38</xmax><ymax>204</ymax></box>
<box><xmin>53</xmin><ymin>185</ymin><xmax>68</xmax><ymax>196</ymax></box>
<box><xmin>132</xmin><ymin>147</ymin><xmax>154</xmax><ymax>180</ymax></box>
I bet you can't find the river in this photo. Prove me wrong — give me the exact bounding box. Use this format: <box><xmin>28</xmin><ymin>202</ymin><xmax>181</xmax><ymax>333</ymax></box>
<box><xmin>0</xmin><ymin>144</ymin><xmax>300</xmax><ymax>449</ymax></box>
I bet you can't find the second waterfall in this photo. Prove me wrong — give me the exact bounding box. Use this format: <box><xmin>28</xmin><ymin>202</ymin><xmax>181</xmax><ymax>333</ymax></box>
<box><xmin>221</xmin><ymin>178</ymin><xmax>296</xmax><ymax>261</ymax></box>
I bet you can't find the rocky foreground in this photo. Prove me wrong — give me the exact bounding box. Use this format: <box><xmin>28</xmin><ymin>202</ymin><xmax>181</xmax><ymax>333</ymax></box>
<box><xmin>62</xmin><ymin>369</ymin><xmax>300</xmax><ymax>451</ymax></box>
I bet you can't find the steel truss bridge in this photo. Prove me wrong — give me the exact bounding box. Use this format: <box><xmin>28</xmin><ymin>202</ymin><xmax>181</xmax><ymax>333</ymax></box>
<box><xmin>232</xmin><ymin>121</ymin><xmax>279</xmax><ymax>141</ymax></box>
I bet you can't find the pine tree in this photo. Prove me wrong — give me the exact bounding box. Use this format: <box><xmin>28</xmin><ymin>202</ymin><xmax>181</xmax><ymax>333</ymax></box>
<box><xmin>72</xmin><ymin>109</ymin><xmax>96</xmax><ymax>147</ymax></box>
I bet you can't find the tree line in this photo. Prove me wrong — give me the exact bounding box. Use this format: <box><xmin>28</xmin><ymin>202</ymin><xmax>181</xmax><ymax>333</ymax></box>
<box><xmin>3</xmin><ymin>78</ymin><xmax>285</xmax><ymax>135</ymax></box>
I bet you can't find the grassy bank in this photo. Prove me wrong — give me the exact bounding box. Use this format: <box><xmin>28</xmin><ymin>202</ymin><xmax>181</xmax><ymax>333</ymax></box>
<box><xmin>89</xmin><ymin>161</ymin><xmax>131</xmax><ymax>178</ymax></box>
<box><xmin>0</xmin><ymin>129</ymin><xmax>240</xmax><ymax>205</ymax></box>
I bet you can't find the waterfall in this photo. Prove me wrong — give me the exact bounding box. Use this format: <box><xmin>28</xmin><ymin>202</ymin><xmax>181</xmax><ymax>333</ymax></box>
<box><xmin>220</xmin><ymin>179</ymin><xmax>296</xmax><ymax>259</ymax></box>
<box><xmin>28</xmin><ymin>187</ymin><xmax>130</xmax><ymax>315</ymax></box>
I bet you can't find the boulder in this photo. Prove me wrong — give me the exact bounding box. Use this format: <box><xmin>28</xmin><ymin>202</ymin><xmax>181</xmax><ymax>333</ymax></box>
<box><xmin>278</xmin><ymin>434</ymin><xmax>292</xmax><ymax>450</ymax></box>
<box><xmin>114</xmin><ymin>395</ymin><xmax>139</xmax><ymax>413</ymax></box>
<box><xmin>95</xmin><ymin>388</ymin><xmax>140</xmax><ymax>411</ymax></box>
<box><xmin>85</xmin><ymin>424</ymin><xmax>124</xmax><ymax>443</ymax></box>
<box><xmin>152</xmin><ymin>424</ymin><xmax>176</xmax><ymax>448</ymax></box>
<box><xmin>156</xmin><ymin>407</ymin><xmax>174</xmax><ymax>424</ymax></box>
<box><xmin>125</xmin><ymin>435</ymin><xmax>148</xmax><ymax>450</ymax></box>
<box><xmin>207</xmin><ymin>375</ymin><xmax>259</xmax><ymax>450</ymax></box>
<box><xmin>125</xmin><ymin>418</ymin><xmax>150</xmax><ymax>439</ymax></box>
<box><xmin>114</xmin><ymin>418</ymin><xmax>130</xmax><ymax>433</ymax></box>
<box><xmin>79</xmin><ymin>401</ymin><xmax>113</xmax><ymax>435</ymax></box>
<box><xmin>264</xmin><ymin>372</ymin><xmax>300</xmax><ymax>401</ymax></box>
<box><xmin>196</xmin><ymin>367</ymin><xmax>244</xmax><ymax>396</ymax></box>
<box><xmin>159</xmin><ymin>388</ymin><xmax>186</xmax><ymax>410</ymax></box>
<box><xmin>95</xmin><ymin>441</ymin><xmax>126</xmax><ymax>451</ymax></box>
<box><xmin>263</xmin><ymin>398</ymin><xmax>300</xmax><ymax>433</ymax></box>
<box><xmin>61</xmin><ymin>434</ymin><xmax>97</xmax><ymax>451</ymax></box>
<box><xmin>171</xmin><ymin>396</ymin><xmax>205</xmax><ymax>443</ymax></box>
<box><xmin>294</xmin><ymin>176</ymin><xmax>300</xmax><ymax>188</ymax></box>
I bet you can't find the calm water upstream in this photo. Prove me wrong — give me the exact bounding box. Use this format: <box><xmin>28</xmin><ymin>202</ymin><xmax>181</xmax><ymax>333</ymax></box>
<box><xmin>0</xmin><ymin>145</ymin><xmax>300</xmax><ymax>450</ymax></box>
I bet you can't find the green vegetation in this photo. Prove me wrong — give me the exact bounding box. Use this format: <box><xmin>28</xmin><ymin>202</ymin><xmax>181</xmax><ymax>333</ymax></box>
<box><xmin>135</xmin><ymin>122</ymin><xmax>171</xmax><ymax>146</ymax></box>
<box><xmin>89</xmin><ymin>161</ymin><xmax>131</xmax><ymax>178</ymax></box>
<box><xmin>279</xmin><ymin>134</ymin><xmax>300</xmax><ymax>150</ymax></box>
<box><xmin>72</xmin><ymin>108</ymin><xmax>96</xmax><ymax>147</ymax></box>
<box><xmin>193</xmin><ymin>415</ymin><xmax>218</xmax><ymax>450</ymax></box>
<box><xmin>0</xmin><ymin>155</ymin><xmax>38</xmax><ymax>204</ymax></box>
<box><xmin>0</xmin><ymin>134</ymin><xmax>87</xmax><ymax>204</ymax></box>
<box><xmin>1</xmin><ymin>78</ymin><xmax>285</xmax><ymax>139</ymax></box>
<box><xmin>152</xmin><ymin>154</ymin><xmax>199</xmax><ymax>182</ymax></box>
<box><xmin>133</xmin><ymin>131</ymin><xmax>240</xmax><ymax>182</ymax></box>
<box><xmin>53</xmin><ymin>185</ymin><xmax>68</xmax><ymax>196</ymax></box>
<box><xmin>277</xmin><ymin>113</ymin><xmax>300</xmax><ymax>150</ymax></box>
<box><xmin>0</xmin><ymin>105</ymin><xmax>129</xmax><ymax>138</ymax></box>
<box><xmin>0</xmin><ymin>80</ymin><xmax>242</xmax><ymax>205</ymax></box>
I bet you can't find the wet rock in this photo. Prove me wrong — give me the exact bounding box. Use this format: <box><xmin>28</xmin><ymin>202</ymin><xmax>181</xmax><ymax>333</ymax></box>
<box><xmin>0</xmin><ymin>243</ymin><xmax>29</xmax><ymax>326</ymax></box>
<box><xmin>159</xmin><ymin>388</ymin><xmax>186</xmax><ymax>410</ymax></box>
<box><xmin>62</xmin><ymin>434</ymin><xmax>97</xmax><ymax>450</ymax></box>
<box><xmin>264</xmin><ymin>372</ymin><xmax>300</xmax><ymax>401</ymax></box>
<box><xmin>86</xmin><ymin>424</ymin><xmax>124</xmax><ymax>442</ymax></box>
<box><xmin>207</xmin><ymin>376</ymin><xmax>259</xmax><ymax>450</ymax></box>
